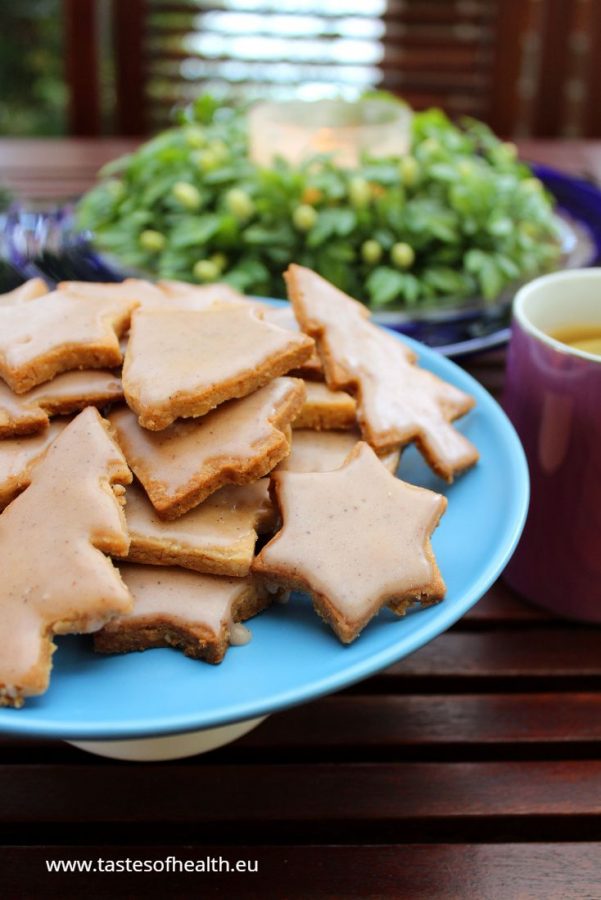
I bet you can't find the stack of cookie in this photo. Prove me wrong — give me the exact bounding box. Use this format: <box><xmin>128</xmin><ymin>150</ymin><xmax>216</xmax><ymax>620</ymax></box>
<box><xmin>0</xmin><ymin>268</ymin><xmax>478</xmax><ymax>707</ymax></box>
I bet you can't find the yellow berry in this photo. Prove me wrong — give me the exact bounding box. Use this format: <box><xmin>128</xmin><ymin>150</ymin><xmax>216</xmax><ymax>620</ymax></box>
<box><xmin>172</xmin><ymin>181</ymin><xmax>202</xmax><ymax>211</ymax></box>
<box><xmin>139</xmin><ymin>230</ymin><xmax>166</xmax><ymax>253</ymax></box>
<box><xmin>361</xmin><ymin>239</ymin><xmax>382</xmax><ymax>265</ymax></box>
<box><xmin>185</xmin><ymin>127</ymin><xmax>206</xmax><ymax>149</ymax></box>
<box><xmin>210</xmin><ymin>252</ymin><xmax>228</xmax><ymax>273</ymax></box>
<box><xmin>292</xmin><ymin>204</ymin><xmax>318</xmax><ymax>231</ymax></box>
<box><xmin>348</xmin><ymin>176</ymin><xmax>371</xmax><ymax>208</ymax></box>
<box><xmin>225</xmin><ymin>188</ymin><xmax>255</xmax><ymax>221</ymax></box>
<box><xmin>391</xmin><ymin>242</ymin><xmax>415</xmax><ymax>269</ymax></box>
<box><xmin>399</xmin><ymin>156</ymin><xmax>419</xmax><ymax>187</ymax></box>
<box><xmin>193</xmin><ymin>259</ymin><xmax>220</xmax><ymax>282</ymax></box>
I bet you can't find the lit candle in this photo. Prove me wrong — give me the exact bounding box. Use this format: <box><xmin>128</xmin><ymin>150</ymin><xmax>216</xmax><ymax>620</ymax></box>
<box><xmin>249</xmin><ymin>98</ymin><xmax>412</xmax><ymax>168</ymax></box>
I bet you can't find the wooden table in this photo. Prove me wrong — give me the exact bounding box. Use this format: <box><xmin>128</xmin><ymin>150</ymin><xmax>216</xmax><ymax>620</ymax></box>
<box><xmin>1</xmin><ymin>140</ymin><xmax>600</xmax><ymax>899</ymax></box>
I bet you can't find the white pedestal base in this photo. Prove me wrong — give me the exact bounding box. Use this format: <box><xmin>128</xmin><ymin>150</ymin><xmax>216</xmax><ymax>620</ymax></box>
<box><xmin>66</xmin><ymin>715</ymin><xmax>267</xmax><ymax>761</ymax></box>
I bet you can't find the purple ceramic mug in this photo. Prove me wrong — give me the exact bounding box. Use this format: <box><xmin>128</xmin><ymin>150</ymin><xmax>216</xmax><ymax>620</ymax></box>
<box><xmin>503</xmin><ymin>269</ymin><xmax>601</xmax><ymax>619</ymax></box>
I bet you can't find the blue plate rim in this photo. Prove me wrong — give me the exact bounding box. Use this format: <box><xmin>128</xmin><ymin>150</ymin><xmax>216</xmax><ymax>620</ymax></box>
<box><xmin>0</xmin><ymin>320</ymin><xmax>530</xmax><ymax>741</ymax></box>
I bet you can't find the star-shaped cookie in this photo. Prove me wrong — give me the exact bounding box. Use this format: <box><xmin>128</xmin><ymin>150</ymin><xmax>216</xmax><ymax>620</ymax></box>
<box><xmin>59</xmin><ymin>278</ymin><xmax>250</xmax><ymax>313</ymax></box>
<box><xmin>261</xmin><ymin>305</ymin><xmax>323</xmax><ymax>378</ymax></box>
<box><xmin>293</xmin><ymin>381</ymin><xmax>356</xmax><ymax>431</ymax></box>
<box><xmin>253</xmin><ymin>442</ymin><xmax>447</xmax><ymax>643</ymax></box>
<box><xmin>0</xmin><ymin>420</ymin><xmax>68</xmax><ymax>510</ymax></box>
<box><xmin>0</xmin><ymin>290</ymin><xmax>135</xmax><ymax>393</ymax></box>
<box><xmin>285</xmin><ymin>264</ymin><xmax>478</xmax><ymax>481</ymax></box>
<box><xmin>121</xmin><ymin>479</ymin><xmax>274</xmax><ymax>576</ymax></box>
<box><xmin>0</xmin><ymin>278</ymin><xmax>48</xmax><ymax>306</ymax></box>
<box><xmin>122</xmin><ymin>303</ymin><xmax>314</xmax><ymax>429</ymax></box>
<box><xmin>0</xmin><ymin>370</ymin><xmax>123</xmax><ymax>438</ymax></box>
<box><xmin>95</xmin><ymin>564</ymin><xmax>269</xmax><ymax>663</ymax></box>
<box><xmin>277</xmin><ymin>429</ymin><xmax>400</xmax><ymax>474</ymax></box>
<box><xmin>110</xmin><ymin>377</ymin><xmax>304</xmax><ymax>519</ymax></box>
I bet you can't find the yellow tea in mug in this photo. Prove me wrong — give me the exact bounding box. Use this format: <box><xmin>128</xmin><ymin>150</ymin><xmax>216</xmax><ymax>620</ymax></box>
<box><xmin>548</xmin><ymin>323</ymin><xmax>601</xmax><ymax>357</ymax></box>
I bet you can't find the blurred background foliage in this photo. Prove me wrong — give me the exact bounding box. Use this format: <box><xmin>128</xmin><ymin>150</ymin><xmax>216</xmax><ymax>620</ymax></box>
<box><xmin>0</xmin><ymin>0</ymin><xmax>66</xmax><ymax>136</ymax></box>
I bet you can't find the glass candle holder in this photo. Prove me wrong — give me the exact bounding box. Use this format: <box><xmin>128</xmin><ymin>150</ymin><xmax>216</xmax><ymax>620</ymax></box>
<box><xmin>248</xmin><ymin>98</ymin><xmax>412</xmax><ymax>167</ymax></box>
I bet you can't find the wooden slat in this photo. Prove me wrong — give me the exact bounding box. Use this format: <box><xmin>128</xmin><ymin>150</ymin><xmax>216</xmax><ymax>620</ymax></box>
<box><xmin>2</xmin><ymin>761</ymin><xmax>601</xmax><ymax>841</ymax></box>
<box><xmin>146</xmin><ymin>46</ymin><xmax>489</xmax><ymax>72</ymax></box>
<box><xmin>63</xmin><ymin>0</ymin><xmax>101</xmax><ymax>136</ymax></box>
<box><xmin>113</xmin><ymin>0</ymin><xmax>147</xmax><ymax>135</ymax></box>
<box><xmin>462</xmin><ymin>582</ymin><xmax>551</xmax><ymax>624</ymax></box>
<box><xmin>4</xmin><ymin>691</ymin><xmax>600</xmax><ymax>762</ymax></box>
<box><xmin>383</xmin><ymin>629</ymin><xmax>601</xmax><ymax>681</ymax></box>
<box><xmin>148</xmin><ymin>25</ymin><xmax>494</xmax><ymax>50</ymax></box>
<box><xmin>487</xmin><ymin>1</ymin><xmax>531</xmax><ymax>135</ymax></box>
<box><xmin>534</xmin><ymin>0</ymin><xmax>577</xmax><ymax>137</ymax></box>
<box><xmin>242</xmin><ymin>693</ymin><xmax>601</xmax><ymax>751</ymax></box>
<box><xmin>0</xmin><ymin>844</ymin><xmax>599</xmax><ymax>899</ymax></box>
<box><xmin>151</xmin><ymin>2</ymin><xmax>497</xmax><ymax>26</ymax></box>
<box><xmin>583</xmin><ymin>3</ymin><xmax>601</xmax><ymax>138</ymax></box>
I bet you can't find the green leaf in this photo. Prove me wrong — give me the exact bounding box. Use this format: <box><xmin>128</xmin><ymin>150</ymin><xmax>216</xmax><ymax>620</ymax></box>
<box><xmin>243</xmin><ymin>224</ymin><xmax>294</xmax><ymax>247</ymax></box>
<box><xmin>428</xmin><ymin>163</ymin><xmax>460</xmax><ymax>183</ymax></box>
<box><xmin>478</xmin><ymin>259</ymin><xmax>504</xmax><ymax>299</ymax></box>
<box><xmin>366</xmin><ymin>266</ymin><xmax>405</xmax><ymax>306</ymax></box>
<box><xmin>169</xmin><ymin>215</ymin><xmax>221</xmax><ymax>249</ymax></box>
<box><xmin>98</xmin><ymin>154</ymin><xmax>135</xmax><ymax>178</ymax></box>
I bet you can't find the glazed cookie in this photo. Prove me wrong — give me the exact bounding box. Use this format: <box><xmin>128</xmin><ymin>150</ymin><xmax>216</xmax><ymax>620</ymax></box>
<box><xmin>293</xmin><ymin>381</ymin><xmax>356</xmax><ymax>431</ymax></box>
<box><xmin>57</xmin><ymin>278</ymin><xmax>165</xmax><ymax>305</ymax></box>
<box><xmin>59</xmin><ymin>278</ymin><xmax>251</xmax><ymax>313</ymax></box>
<box><xmin>110</xmin><ymin>377</ymin><xmax>304</xmax><ymax>519</ymax></box>
<box><xmin>0</xmin><ymin>290</ymin><xmax>135</xmax><ymax>394</ymax></box>
<box><xmin>262</xmin><ymin>306</ymin><xmax>323</xmax><ymax>378</ymax></box>
<box><xmin>0</xmin><ymin>278</ymin><xmax>49</xmax><ymax>306</ymax></box>
<box><xmin>121</xmin><ymin>479</ymin><xmax>274</xmax><ymax>576</ymax></box>
<box><xmin>253</xmin><ymin>441</ymin><xmax>447</xmax><ymax>643</ymax></box>
<box><xmin>94</xmin><ymin>564</ymin><xmax>270</xmax><ymax>663</ymax></box>
<box><xmin>0</xmin><ymin>420</ymin><xmax>68</xmax><ymax>509</ymax></box>
<box><xmin>122</xmin><ymin>304</ymin><xmax>314</xmax><ymax>430</ymax></box>
<box><xmin>0</xmin><ymin>407</ymin><xmax>132</xmax><ymax>707</ymax></box>
<box><xmin>0</xmin><ymin>370</ymin><xmax>123</xmax><ymax>438</ymax></box>
<box><xmin>158</xmin><ymin>279</ymin><xmax>248</xmax><ymax>307</ymax></box>
<box><xmin>278</xmin><ymin>428</ymin><xmax>400</xmax><ymax>474</ymax></box>
<box><xmin>285</xmin><ymin>264</ymin><xmax>478</xmax><ymax>481</ymax></box>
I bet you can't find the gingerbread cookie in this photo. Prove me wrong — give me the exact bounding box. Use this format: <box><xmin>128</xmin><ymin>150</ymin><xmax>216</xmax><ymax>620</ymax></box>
<box><xmin>0</xmin><ymin>370</ymin><xmax>123</xmax><ymax>438</ymax></box>
<box><xmin>253</xmin><ymin>441</ymin><xmax>447</xmax><ymax>643</ymax></box>
<box><xmin>58</xmin><ymin>278</ymin><xmax>165</xmax><ymax>305</ymax></box>
<box><xmin>110</xmin><ymin>377</ymin><xmax>304</xmax><ymax>518</ymax></box>
<box><xmin>278</xmin><ymin>429</ymin><xmax>400</xmax><ymax>474</ymax></box>
<box><xmin>121</xmin><ymin>479</ymin><xmax>274</xmax><ymax>576</ymax></box>
<box><xmin>0</xmin><ymin>279</ymin><xmax>48</xmax><ymax>306</ymax></box>
<box><xmin>0</xmin><ymin>407</ymin><xmax>132</xmax><ymax>707</ymax></box>
<box><xmin>0</xmin><ymin>420</ymin><xmax>68</xmax><ymax>509</ymax></box>
<box><xmin>94</xmin><ymin>564</ymin><xmax>269</xmax><ymax>663</ymax></box>
<box><xmin>285</xmin><ymin>264</ymin><xmax>478</xmax><ymax>481</ymax></box>
<box><xmin>262</xmin><ymin>306</ymin><xmax>323</xmax><ymax>378</ymax></box>
<box><xmin>0</xmin><ymin>290</ymin><xmax>135</xmax><ymax>394</ymax></box>
<box><xmin>158</xmin><ymin>279</ymin><xmax>248</xmax><ymax>307</ymax></box>
<box><xmin>59</xmin><ymin>278</ymin><xmax>251</xmax><ymax>313</ymax></box>
<box><xmin>122</xmin><ymin>304</ymin><xmax>314</xmax><ymax>430</ymax></box>
<box><xmin>293</xmin><ymin>381</ymin><xmax>356</xmax><ymax>431</ymax></box>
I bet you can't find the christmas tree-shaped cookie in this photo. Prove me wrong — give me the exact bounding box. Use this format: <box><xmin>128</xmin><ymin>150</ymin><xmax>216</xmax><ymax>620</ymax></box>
<box><xmin>286</xmin><ymin>264</ymin><xmax>478</xmax><ymax>481</ymax></box>
<box><xmin>0</xmin><ymin>407</ymin><xmax>133</xmax><ymax>707</ymax></box>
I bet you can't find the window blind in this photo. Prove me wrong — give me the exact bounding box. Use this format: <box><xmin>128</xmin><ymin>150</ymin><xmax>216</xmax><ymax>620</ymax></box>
<box><xmin>146</xmin><ymin>0</ymin><xmax>496</xmax><ymax>128</ymax></box>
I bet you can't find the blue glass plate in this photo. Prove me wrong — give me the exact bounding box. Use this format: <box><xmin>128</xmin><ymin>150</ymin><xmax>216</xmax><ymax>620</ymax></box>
<box><xmin>0</xmin><ymin>324</ymin><xmax>529</xmax><ymax>741</ymax></box>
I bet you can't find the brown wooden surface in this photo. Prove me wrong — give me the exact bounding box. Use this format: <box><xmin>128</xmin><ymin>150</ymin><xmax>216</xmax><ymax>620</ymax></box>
<box><xmin>1</xmin><ymin>138</ymin><xmax>600</xmax><ymax>201</ymax></box>
<box><xmin>0</xmin><ymin>140</ymin><xmax>600</xmax><ymax>897</ymax></box>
